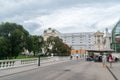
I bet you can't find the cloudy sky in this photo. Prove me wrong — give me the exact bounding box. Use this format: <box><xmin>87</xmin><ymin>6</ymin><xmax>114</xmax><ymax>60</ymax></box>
<box><xmin>0</xmin><ymin>0</ymin><xmax>120</xmax><ymax>35</ymax></box>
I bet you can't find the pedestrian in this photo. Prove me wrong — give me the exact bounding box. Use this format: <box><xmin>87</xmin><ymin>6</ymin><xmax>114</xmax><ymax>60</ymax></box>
<box><xmin>70</xmin><ymin>54</ymin><xmax>73</xmax><ymax>60</ymax></box>
<box><xmin>108</xmin><ymin>54</ymin><xmax>113</xmax><ymax>68</ymax></box>
<box><xmin>76</xmin><ymin>54</ymin><xmax>79</xmax><ymax>60</ymax></box>
<box><xmin>102</xmin><ymin>54</ymin><xmax>107</xmax><ymax>68</ymax></box>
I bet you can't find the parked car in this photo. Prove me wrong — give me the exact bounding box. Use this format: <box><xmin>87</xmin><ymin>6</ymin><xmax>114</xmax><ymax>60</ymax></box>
<box><xmin>94</xmin><ymin>55</ymin><xmax>102</xmax><ymax>62</ymax></box>
<box><xmin>86</xmin><ymin>56</ymin><xmax>94</xmax><ymax>61</ymax></box>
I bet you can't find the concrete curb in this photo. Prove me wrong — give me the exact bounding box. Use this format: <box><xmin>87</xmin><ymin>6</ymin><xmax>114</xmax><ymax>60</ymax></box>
<box><xmin>106</xmin><ymin>65</ymin><xmax>118</xmax><ymax>80</ymax></box>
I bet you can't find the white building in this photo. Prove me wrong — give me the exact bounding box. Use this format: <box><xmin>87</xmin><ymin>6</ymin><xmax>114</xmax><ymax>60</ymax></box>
<box><xmin>59</xmin><ymin>32</ymin><xmax>94</xmax><ymax>50</ymax></box>
<box><xmin>94</xmin><ymin>29</ymin><xmax>112</xmax><ymax>51</ymax></box>
<box><xmin>43</xmin><ymin>28</ymin><xmax>60</xmax><ymax>41</ymax></box>
<box><xmin>43</xmin><ymin>28</ymin><xmax>94</xmax><ymax>50</ymax></box>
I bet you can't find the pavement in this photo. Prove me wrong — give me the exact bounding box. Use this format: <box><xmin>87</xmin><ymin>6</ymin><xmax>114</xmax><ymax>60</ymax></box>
<box><xmin>106</xmin><ymin>62</ymin><xmax>120</xmax><ymax>80</ymax></box>
<box><xmin>0</xmin><ymin>58</ymin><xmax>120</xmax><ymax>80</ymax></box>
<box><xmin>0</xmin><ymin>57</ymin><xmax>70</xmax><ymax>77</ymax></box>
<box><xmin>86</xmin><ymin>62</ymin><xmax>115</xmax><ymax>80</ymax></box>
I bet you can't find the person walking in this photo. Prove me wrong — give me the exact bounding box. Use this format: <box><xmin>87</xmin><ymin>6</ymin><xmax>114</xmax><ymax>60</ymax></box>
<box><xmin>76</xmin><ymin>53</ymin><xmax>79</xmax><ymax>60</ymax></box>
<box><xmin>108</xmin><ymin>54</ymin><xmax>113</xmax><ymax>68</ymax></box>
<box><xmin>102</xmin><ymin>54</ymin><xmax>107</xmax><ymax>68</ymax></box>
<box><xmin>70</xmin><ymin>54</ymin><xmax>73</xmax><ymax>60</ymax></box>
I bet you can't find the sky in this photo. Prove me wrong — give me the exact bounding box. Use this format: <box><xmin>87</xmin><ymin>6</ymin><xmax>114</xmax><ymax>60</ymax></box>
<box><xmin>0</xmin><ymin>0</ymin><xmax>120</xmax><ymax>35</ymax></box>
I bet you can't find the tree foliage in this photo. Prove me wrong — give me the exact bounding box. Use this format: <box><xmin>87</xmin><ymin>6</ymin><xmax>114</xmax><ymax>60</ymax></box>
<box><xmin>26</xmin><ymin>35</ymin><xmax>43</xmax><ymax>56</ymax></box>
<box><xmin>46</xmin><ymin>36</ymin><xmax>71</xmax><ymax>56</ymax></box>
<box><xmin>0</xmin><ymin>37</ymin><xmax>9</xmax><ymax>59</ymax></box>
<box><xmin>0</xmin><ymin>22</ymin><xmax>29</xmax><ymax>59</ymax></box>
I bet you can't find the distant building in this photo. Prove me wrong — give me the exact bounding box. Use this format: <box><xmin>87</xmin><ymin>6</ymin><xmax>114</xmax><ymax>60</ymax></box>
<box><xmin>94</xmin><ymin>31</ymin><xmax>104</xmax><ymax>50</ymax></box>
<box><xmin>43</xmin><ymin>28</ymin><xmax>113</xmax><ymax>55</ymax></box>
<box><xmin>59</xmin><ymin>32</ymin><xmax>94</xmax><ymax>50</ymax></box>
<box><xmin>111</xmin><ymin>20</ymin><xmax>120</xmax><ymax>52</ymax></box>
<box><xmin>93</xmin><ymin>29</ymin><xmax>112</xmax><ymax>51</ymax></box>
<box><xmin>43</xmin><ymin>28</ymin><xmax>60</xmax><ymax>41</ymax></box>
<box><xmin>43</xmin><ymin>28</ymin><xmax>94</xmax><ymax>51</ymax></box>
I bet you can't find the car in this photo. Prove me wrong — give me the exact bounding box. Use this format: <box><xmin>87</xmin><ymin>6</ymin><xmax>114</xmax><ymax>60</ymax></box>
<box><xmin>86</xmin><ymin>56</ymin><xmax>94</xmax><ymax>61</ymax></box>
<box><xmin>94</xmin><ymin>55</ymin><xmax>102</xmax><ymax>62</ymax></box>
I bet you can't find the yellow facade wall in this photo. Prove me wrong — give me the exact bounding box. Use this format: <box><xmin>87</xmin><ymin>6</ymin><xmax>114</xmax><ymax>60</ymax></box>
<box><xmin>71</xmin><ymin>49</ymin><xmax>86</xmax><ymax>54</ymax></box>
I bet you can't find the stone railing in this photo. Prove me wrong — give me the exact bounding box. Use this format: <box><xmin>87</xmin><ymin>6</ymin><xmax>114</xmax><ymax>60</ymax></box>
<box><xmin>0</xmin><ymin>58</ymin><xmax>38</xmax><ymax>69</ymax></box>
<box><xmin>0</xmin><ymin>57</ymin><xmax>70</xmax><ymax>70</ymax></box>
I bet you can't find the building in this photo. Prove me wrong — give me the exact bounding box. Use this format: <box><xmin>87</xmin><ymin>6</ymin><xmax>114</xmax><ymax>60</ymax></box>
<box><xmin>93</xmin><ymin>29</ymin><xmax>111</xmax><ymax>51</ymax></box>
<box><xmin>43</xmin><ymin>28</ymin><xmax>60</xmax><ymax>41</ymax></box>
<box><xmin>87</xmin><ymin>29</ymin><xmax>113</xmax><ymax>56</ymax></box>
<box><xmin>43</xmin><ymin>28</ymin><xmax>113</xmax><ymax>55</ymax></box>
<box><xmin>111</xmin><ymin>20</ymin><xmax>120</xmax><ymax>52</ymax></box>
<box><xmin>59</xmin><ymin>32</ymin><xmax>94</xmax><ymax>50</ymax></box>
<box><xmin>94</xmin><ymin>31</ymin><xmax>104</xmax><ymax>50</ymax></box>
<box><xmin>43</xmin><ymin>28</ymin><xmax>94</xmax><ymax>54</ymax></box>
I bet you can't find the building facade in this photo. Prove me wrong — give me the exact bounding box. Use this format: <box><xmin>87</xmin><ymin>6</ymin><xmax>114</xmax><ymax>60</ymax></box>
<box><xmin>93</xmin><ymin>29</ymin><xmax>112</xmax><ymax>51</ymax></box>
<box><xmin>43</xmin><ymin>28</ymin><xmax>60</xmax><ymax>41</ymax></box>
<box><xmin>43</xmin><ymin>28</ymin><xmax>113</xmax><ymax>56</ymax></box>
<box><xmin>94</xmin><ymin>31</ymin><xmax>104</xmax><ymax>50</ymax></box>
<box><xmin>111</xmin><ymin>20</ymin><xmax>120</xmax><ymax>52</ymax></box>
<box><xmin>43</xmin><ymin>28</ymin><xmax>94</xmax><ymax>50</ymax></box>
<box><xmin>59</xmin><ymin>32</ymin><xmax>94</xmax><ymax>50</ymax></box>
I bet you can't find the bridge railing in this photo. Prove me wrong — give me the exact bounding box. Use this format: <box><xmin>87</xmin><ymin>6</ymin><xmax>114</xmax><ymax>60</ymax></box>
<box><xmin>0</xmin><ymin>57</ymin><xmax>69</xmax><ymax>70</ymax></box>
<box><xmin>0</xmin><ymin>58</ymin><xmax>38</xmax><ymax>69</ymax></box>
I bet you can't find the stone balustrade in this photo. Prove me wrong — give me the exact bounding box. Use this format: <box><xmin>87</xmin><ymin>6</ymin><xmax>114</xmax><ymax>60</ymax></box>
<box><xmin>0</xmin><ymin>58</ymin><xmax>38</xmax><ymax>69</ymax></box>
<box><xmin>0</xmin><ymin>60</ymin><xmax>15</xmax><ymax>68</ymax></box>
<box><xmin>0</xmin><ymin>57</ymin><xmax>69</xmax><ymax>70</ymax></box>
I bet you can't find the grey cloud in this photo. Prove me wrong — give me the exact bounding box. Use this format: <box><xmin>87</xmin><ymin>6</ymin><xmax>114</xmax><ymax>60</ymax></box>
<box><xmin>1</xmin><ymin>0</ymin><xmax>119</xmax><ymax>19</ymax></box>
<box><xmin>23</xmin><ymin>22</ymin><xmax>41</xmax><ymax>34</ymax></box>
<box><xmin>0</xmin><ymin>0</ymin><xmax>120</xmax><ymax>20</ymax></box>
<box><xmin>0</xmin><ymin>0</ymin><xmax>120</xmax><ymax>34</ymax></box>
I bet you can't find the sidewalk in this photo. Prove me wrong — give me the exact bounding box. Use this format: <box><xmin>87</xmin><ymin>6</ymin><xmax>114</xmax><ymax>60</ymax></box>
<box><xmin>0</xmin><ymin>65</ymin><xmax>38</xmax><ymax>77</ymax></box>
<box><xmin>90</xmin><ymin>62</ymin><xmax>115</xmax><ymax>80</ymax></box>
<box><xmin>106</xmin><ymin>62</ymin><xmax>120</xmax><ymax>80</ymax></box>
<box><xmin>0</xmin><ymin>57</ymin><xmax>70</xmax><ymax>77</ymax></box>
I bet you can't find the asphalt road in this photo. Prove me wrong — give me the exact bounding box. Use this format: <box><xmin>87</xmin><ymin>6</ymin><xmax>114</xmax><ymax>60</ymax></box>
<box><xmin>0</xmin><ymin>60</ymin><xmax>115</xmax><ymax>80</ymax></box>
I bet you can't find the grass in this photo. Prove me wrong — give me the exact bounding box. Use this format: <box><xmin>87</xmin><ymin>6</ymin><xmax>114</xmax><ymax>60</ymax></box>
<box><xmin>0</xmin><ymin>55</ymin><xmax>47</xmax><ymax>60</ymax></box>
<box><xmin>16</xmin><ymin>55</ymin><xmax>37</xmax><ymax>59</ymax></box>
<box><xmin>16</xmin><ymin>55</ymin><xmax>47</xmax><ymax>59</ymax></box>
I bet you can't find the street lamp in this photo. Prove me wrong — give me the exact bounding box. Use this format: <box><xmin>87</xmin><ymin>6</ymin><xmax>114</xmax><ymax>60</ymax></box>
<box><xmin>38</xmin><ymin>38</ymin><xmax>42</xmax><ymax>66</ymax></box>
<box><xmin>38</xmin><ymin>53</ymin><xmax>41</xmax><ymax>66</ymax></box>
<box><xmin>8</xmin><ymin>32</ymin><xmax>11</xmax><ymax>37</ymax></box>
<box><xmin>8</xmin><ymin>32</ymin><xmax>12</xmax><ymax>58</ymax></box>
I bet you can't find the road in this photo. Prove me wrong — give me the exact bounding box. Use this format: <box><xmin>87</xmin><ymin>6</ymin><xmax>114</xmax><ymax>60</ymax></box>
<box><xmin>0</xmin><ymin>60</ymin><xmax>115</xmax><ymax>80</ymax></box>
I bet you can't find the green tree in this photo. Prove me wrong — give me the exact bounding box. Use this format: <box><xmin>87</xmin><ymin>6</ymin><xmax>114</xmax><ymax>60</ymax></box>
<box><xmin>0</xmin><ymin>37</ymin><xmax>9</xmax><ymax>59</ymax></box>
<box><xmin>0</xmin><ymin>22</ymin><xmax>29</xmax><ymax>59</ymax></box>
<box><xmin>25</xmin><ymin>35</ymin><xmax>34</xmax><ymax>53</ymax></box>
<box><xmin>29</xmin><ymin>35</ymin><xmax>43</xmax><ymax>56</ymax></box>
<box><xmin>46</xmin><ymin>36</ymin><xmax>71</xmax><ymax>56</ymax></box>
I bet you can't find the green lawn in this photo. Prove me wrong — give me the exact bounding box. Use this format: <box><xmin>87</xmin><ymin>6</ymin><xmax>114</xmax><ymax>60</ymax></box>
<box><xmin>16</xmin><ymin>55</ymin><xmax>37</xmax><ymax>59</ymax></box>
<box><xmin>16</xmin><ymin>55</ymin><xmax>47</xmax><ymax>59</ymax></box>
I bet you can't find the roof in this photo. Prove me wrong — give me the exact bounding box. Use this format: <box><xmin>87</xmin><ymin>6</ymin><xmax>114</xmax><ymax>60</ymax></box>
<box><xmin>86</xmin><ymin>49</ymin><xmax>114</xmax><ymax>52</ymax></box>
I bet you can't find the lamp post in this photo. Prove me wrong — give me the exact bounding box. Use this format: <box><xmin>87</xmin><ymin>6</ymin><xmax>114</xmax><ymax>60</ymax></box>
<box><xmin>38</xmin><ymin>38</ymin><xmax>42</xmax><ymax>66</ymax></box>
<box><xmin>38</xmin><ymin>53</ymin><xmax>41</xmax><ymax>66</ymax></box>
<box><xmin>8</xmin><ymin>32</ymin><xmax>12</xmax><ymax>58</ymax></box>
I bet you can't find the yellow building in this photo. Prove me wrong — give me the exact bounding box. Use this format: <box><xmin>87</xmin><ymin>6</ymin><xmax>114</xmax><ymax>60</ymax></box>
<box><xmin>71</xmin><ymin>49</ymin><xmax>86</xmax><ymax>54</ymax></box>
